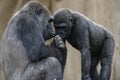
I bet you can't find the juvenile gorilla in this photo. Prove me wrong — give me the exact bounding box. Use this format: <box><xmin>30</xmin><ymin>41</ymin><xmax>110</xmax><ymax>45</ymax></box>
<box><xmin>54</xmin><ymin>8</ymin><xmax>115</xmax><ymax>80</ymax></box>
<box><xmin>0</xmin><ymin>1</ymin><xmax>66</xmax><ymax>80</ymax></box>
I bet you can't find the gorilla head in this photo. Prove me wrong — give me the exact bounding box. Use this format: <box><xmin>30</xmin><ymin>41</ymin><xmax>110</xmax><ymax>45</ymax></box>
<box><xmin>22</xmin><ymin>1</ymin><xmax>55</xmax><ymax>40</ymax></box>
<box><xmin>54</xmin><ymin>8</ymin><xmax>74</xmax><ymax>39</ymax></box>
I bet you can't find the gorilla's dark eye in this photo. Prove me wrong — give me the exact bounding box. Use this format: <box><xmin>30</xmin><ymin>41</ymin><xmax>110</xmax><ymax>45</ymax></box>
<box><xmin>35</xmin><ymin>8</ymin><xmax>43</xmax><ymax>15</ymax></box>
<box><xmin>69</xmin><ymin>16</ymin><xmax>74</xmax><ymax>23</ymax></box>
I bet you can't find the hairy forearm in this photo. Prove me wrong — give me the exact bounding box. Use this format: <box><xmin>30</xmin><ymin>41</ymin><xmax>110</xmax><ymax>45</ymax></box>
<box><xmin>28</xmin><ymin>43</ymin><xmax>62</xmax><ymax>62</ymax></box>
<box><xmin>51</xmin><ymin>40</ymin><xmax>67</xmax><ymax>71</ymax></box>
<box><xmin>81</xmin><ymin>48</ymin><xmax>91</xmax><ymax>79</ymax></box>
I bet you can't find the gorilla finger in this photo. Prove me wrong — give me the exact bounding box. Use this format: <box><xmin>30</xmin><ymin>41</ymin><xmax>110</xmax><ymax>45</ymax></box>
<box><xmin>55</xmin><ymin>35</ymin><xmax>62</xmax><ymax>41</ymax></box>
<box><xmin>56</xmin><ymin>42</ymin><xmax>65</xmax><ymax>48</ymax></box>
<box><xmin>56</xmin><ymin>40</ymin><xmax>64</xmax><ymax>45</ymax></box>
<box><xmin>58</xmin><ymin>44</ymin><xmax>65</xmax><ymax>48</ymax></box>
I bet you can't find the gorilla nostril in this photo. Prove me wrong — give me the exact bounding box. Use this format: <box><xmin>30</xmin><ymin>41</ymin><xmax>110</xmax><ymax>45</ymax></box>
<box><xmin>59</xmin><ymin>31</ymin><xmax>64</xmax><ymax>35</ymax></box>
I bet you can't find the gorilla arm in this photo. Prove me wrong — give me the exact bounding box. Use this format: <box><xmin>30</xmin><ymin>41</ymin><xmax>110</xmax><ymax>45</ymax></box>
<box><xmin>51</xmin><ymin>35</ymin><xmax>67</xmax><ymax>72</ymax></box>
<box><xmin>36</xmin><ymin>44</ymin><xmax>63</xmax><ymax>62</ymax></box>
<box><xmin>75</xmin><ymin>23</ymin><xmax>91</xmax><ymax>80</ymax></box>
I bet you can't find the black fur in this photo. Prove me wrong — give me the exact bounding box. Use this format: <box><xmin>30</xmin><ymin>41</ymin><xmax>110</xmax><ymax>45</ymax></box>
<box><xmin>54</xmin><ymin>8</ymin><xmax>115</xmax><ymax>80</ymax></box>
<box><xmin>0</xmin><ymin>1</ymin><xmax>64</xmax><ymax>80</ymax></box>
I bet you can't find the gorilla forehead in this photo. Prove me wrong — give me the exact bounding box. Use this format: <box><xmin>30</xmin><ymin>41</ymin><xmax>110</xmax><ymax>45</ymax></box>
<box><xmin>54</xmin><ymin>8</ymin><xmax>73</xmax><ymax>21</ymax></box>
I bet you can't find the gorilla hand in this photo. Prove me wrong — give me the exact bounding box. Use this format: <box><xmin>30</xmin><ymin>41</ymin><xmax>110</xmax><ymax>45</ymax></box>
<box><xmin>54</xmin><ymin>35</ymin><xmax>67</xmax><ymax>72</ymax></box>
<box><xmin>54</xmin><ymin>35</ymin><xmax>65</xmax><ymax>48</ymax></box>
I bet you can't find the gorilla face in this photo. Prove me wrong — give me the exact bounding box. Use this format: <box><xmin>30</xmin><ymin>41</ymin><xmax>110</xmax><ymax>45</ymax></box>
<box><xmin>35</xmin><ymin>5</ymin><xmax>55</xmax><ymax>40</ymax></box>
<box><xmin>25</xmin><ymin>1</ymin><xmax>55</xmax><ymax>40</ymax></box>
<box><xmin>54</xmin><ymin>9</ymin><xmax>74</xmax><ymax>39</ymax></box>
<box><xmin>36</xmin><ymin>4</ymin><xmax>55</xmax><ymax>40</ymax></box>
<box><xmin>42</xmin><ymin>16</ymin><xmax>55</xmax><ymax>40</ymax></box>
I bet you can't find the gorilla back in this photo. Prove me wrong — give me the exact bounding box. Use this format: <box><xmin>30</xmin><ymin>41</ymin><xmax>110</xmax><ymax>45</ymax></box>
<box><xmin>54</xmin><ymin>8</ymin><xmax>115</xmax><ymax>80</ymax></box>
<box><xmin>1</xmin><ymin>1</ymin><xmax>63</xmax><ymax>80</ymax></box>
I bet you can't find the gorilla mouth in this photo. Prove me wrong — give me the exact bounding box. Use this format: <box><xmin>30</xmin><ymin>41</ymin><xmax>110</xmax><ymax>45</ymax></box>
<box><xmin>50</xmin><ymin>31</ymin><xmax>56</xmax><ymax>37</ymax></box>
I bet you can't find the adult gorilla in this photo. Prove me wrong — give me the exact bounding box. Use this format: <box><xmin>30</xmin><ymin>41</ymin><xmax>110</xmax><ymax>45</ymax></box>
<box><xmin>54</xmin><ymin>8</ymin><xmax>115</xmax><ymax>80</ymax></box>
<box><xmin>0</xmin><ymin>1</ymin><xmax>66</xmax><ymax>80</ymax></box>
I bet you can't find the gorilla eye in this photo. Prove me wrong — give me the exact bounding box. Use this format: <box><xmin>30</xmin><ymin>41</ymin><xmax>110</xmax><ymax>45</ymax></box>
<box><xmin>69</xmin><ymin>16</ymin><xmax>74</xmax><ymax>23</ymax></box>
<box><xmin>35</xmin><ymin>8</ymin><xmax>43</xmax><ymax>15</ymax></box>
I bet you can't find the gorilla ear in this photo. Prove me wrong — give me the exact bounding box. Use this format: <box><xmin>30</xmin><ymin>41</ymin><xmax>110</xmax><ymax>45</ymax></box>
<box><xmin>35</xmin><ymin>8</ymin><xmax>43</xmax><ymax>15</ymax></box>
<box><xmin>69</xmin><ymin>16</ymin><xmax>74</xmax><ymax>24</ymax></box>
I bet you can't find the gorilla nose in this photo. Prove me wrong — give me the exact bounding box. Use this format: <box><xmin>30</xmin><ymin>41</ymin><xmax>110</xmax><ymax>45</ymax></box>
<box><xmin>59</xmin><ymin>31</ymin><xmax>64</xmax><ymax>36</ymax></box>
<box><xmin>48</xmin><ymin>16</ymin><xmax>54</xmax><ymax>23</ymax></box>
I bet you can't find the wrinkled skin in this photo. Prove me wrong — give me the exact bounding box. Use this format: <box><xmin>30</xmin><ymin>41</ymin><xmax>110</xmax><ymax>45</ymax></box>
<box><xmin>54</xmin><ymin>8</ymin><xmax>115</xmax><ymax>80</ymax></box>
<box><xmin>0</xmin><ymin>1</ymin><xmax>66</xmax><ymax>80</ymax></box>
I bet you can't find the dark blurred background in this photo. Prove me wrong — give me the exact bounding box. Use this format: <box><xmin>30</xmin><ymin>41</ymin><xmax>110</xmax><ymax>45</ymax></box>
<box><xmin>0</xmin><ymin>0</ymin><xmax>120</xmax><ymax>80</ymax></box>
